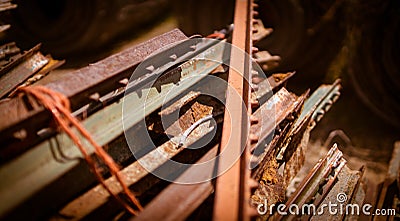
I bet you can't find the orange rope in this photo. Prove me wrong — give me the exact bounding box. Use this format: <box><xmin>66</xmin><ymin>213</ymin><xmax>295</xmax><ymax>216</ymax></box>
<box><xmin>17</xmin><ymin>86</ymin><xmax>143</xmax><ymax>215</ymax></box>
<box><xmin>206</xmin><ymin>32</ymin><xmax>226</xmax><ymax>39</ymax></box>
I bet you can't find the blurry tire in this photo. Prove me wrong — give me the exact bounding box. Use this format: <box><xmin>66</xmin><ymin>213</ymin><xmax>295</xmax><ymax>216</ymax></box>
<box><xmin>174</xmin><ymin>0</ymin><xmax>346</xmax><ymax>82</ymax></box>
<box><xmin>348</xmin><ymin>0</ymin><xmax>400</xmax><ymax>128</ymax></box>
<box><xmin>6</xmin><ymin>0</ymin><xmax>169</xmax><ymax>56</ymax></box>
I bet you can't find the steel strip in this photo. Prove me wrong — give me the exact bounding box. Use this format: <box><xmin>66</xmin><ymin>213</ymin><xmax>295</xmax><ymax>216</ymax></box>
<box><xmin>133</xmin><ymin>145</ymin><xmax>219</xmax><ymax>221</ymax></box>
<box><xmin>0</xmin><ymin>41</ymin><xmax>226</xmax><ymax>217</ymax></box>
<box><xmin>213</xmin><ymin>0</ymin><xmax>253</xmax><ymax>220</ymax></box>
<box><xmin>0</xmin><ymin>29</ymin><xmax>188</xmax><ymax>156</ymax></box>
<box><xmin>0</xmin><ymin>51</ymin><xmax>49</xmax><ymax>98</ymax></box>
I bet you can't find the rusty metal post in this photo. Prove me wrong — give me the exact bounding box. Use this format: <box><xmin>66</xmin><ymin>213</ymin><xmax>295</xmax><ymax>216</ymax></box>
<box><xmin>213</xmin><ymin>0</ymin><xmax>254</xmax><ymax>220</ymax></box>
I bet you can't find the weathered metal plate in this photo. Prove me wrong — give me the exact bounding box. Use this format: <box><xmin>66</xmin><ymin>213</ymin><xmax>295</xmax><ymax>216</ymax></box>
<box><xmin>0</xmin><ymin>40</ymin><xmax>226</xmax><ymax>218</ymax></box>
<box><xmin>273</xmin><ymin>145</ymin><xmax>346</xmax><ymax>220</ymax></box>
<box><xmin>0</xmin><ymin>51</ymin><xmax>48</xmax><ymax>98</ymax></box>
<box><xmin>0</xmin><ymin>29</ymin><xmax>188</xmax><ymax>160</ymax></box>
<box><xmin>310</xmin><ymin>166</ymin><xmax>363</xmax><ymax>221</ymax></box>
<box><xmin>133</xmin><ymin>145</ymin><xmax>218</xmax><ymax>221</ymax></box>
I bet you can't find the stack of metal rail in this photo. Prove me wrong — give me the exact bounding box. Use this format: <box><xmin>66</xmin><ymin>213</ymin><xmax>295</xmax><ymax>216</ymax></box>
<box><xmin>0</xmin><ymin>1</ymin><xmax>64</xmax><ymax>100</ymax></box>
<box><xmin>0</xmin><ymin>0</ymin><xmax>395</xmax><ymax>220</ymax></box>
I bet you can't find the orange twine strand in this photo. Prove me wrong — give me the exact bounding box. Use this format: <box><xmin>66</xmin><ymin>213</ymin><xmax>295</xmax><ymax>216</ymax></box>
<box><xmin>17</xmin><ymin>86</ymin><xmax>143</xmax><ymax>215</ymax></box>
<box><xmin>206</xmin><ymin>32</ymin><xmax>226</xmax><ymax>39</ymax></box>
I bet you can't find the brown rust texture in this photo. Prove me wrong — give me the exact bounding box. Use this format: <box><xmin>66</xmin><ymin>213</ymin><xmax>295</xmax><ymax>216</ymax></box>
<box><xmin>0</xmin><ymin>51</ymin><xmax>49</xmax><ymax>98</ymax></box>
<box><xmin>261</xmin><ymin>155</ymin><xmax>280</xmax><ymax>185</ymax></box>
<box><xmin>150</xmin><ymin>95</ymin><xmax>222</xmax><ymax>135</ymax></box>
<box><xmin>0</xmin><ymin>29</ymin><xmax>188</xmax><ymax>159</ymax></box>
<box><xmin>213</xmin><ymin>0</ymin><xmax>253</xmax><ymax>218</ymax></box>
<box><xmin>251</xmin><ymin>181</ymin><xmax>285</xmax><ymax>220</ymax></box>
<box><xmin>251</xmin><ymin>153</ymin><xmax>285</xmax><ymax>220</ymax></box>
<box><xmin>250</xmin><ymin>87</ymin><xmax>297</xmax><ymax>147</ymax></box>
<box><xmin>311</xmin><ymin>166</ymin><xmax>362</xmax><ymax>221</ymax></box>
<box><xmin>251</xmin><ymin>152</ymin><xmax>285</xmax><ymax>221</ymax></box>
<box><xmin>283</xmin><ymin>125</ymin><xmax>311</xmax><ymax>188</ymax></box>
<box><xmin>179</xmin><ymin>101</ymin><xmax>213</xmax><ymax>130</ymax></box>
<box><xmin>56</xmin><ymin>93</ymin><xmax>222</xmax><ymax>220</ymax></box>
<box><xmin>0</xmin><ymin>28</ymin><xmax>187</xmax><ymax>128</ymax></box>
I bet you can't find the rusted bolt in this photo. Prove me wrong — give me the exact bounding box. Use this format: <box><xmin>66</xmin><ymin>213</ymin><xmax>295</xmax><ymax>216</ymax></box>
<box><xmin>169</xmin><ymin>54</ymin><xmax>177</xmax><ymax>60</ymax></box>
<box><xmin>249</xmin><ymin>134</ymin><xmax>259</xmax><ymax>144</ymax></box>
<box><xmin>13</xmin><ymin>129</ymin><xmax>27</xmax><ymax>140</ymax></box>
<box><xmin>89</xmin><ymin>92</ymin><xmax>100</xmax><ymax>101</ymax></box>
<box><xmin>251</xmin><ymin>70</ymin><xmax>259</xmax><ymax>77</ymax></box>
<box><xmin>250</xmin><ymin>115</ymin><xmax>259</xmax><ymax>124</ymax></box>
<box><xmin>251</xmin><ymin>99</ymin><xmax>259</xmax><ymax>108</ymax></box>
<box><xmin>146</xmin><ymin>65</ymin><xmax>155</xmax><ymax>72</ymax></box>
<box><xmin>250</xmin><ymin>83</ymin><xmax>259</xmax><ymax>92</ymax></box>
<box><xmin>252</xmin><ymin>76</ymin><xmax>263</xmax><ymax>84</ymax></box>
<box><xmin>119</xmin><ymin>78</ymin><xmax>129</xmax><ymax>85</ymax></box>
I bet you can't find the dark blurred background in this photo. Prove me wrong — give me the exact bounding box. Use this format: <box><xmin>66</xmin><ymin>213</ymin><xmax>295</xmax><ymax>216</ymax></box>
<box><xmin>2</xmin><ymin>0</ymin><xmax>399</xmax><ymax>182</ymax></box>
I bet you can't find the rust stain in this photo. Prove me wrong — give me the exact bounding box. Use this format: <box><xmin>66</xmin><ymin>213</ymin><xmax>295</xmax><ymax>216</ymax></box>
<box><xmin>261</xmin><ymin>156</ymin><xmax>280</xmax><ymax>185</ymax></box>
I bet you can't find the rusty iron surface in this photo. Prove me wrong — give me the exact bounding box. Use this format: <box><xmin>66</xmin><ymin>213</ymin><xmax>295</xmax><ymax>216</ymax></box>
<box><xmin>282</xmin><ymin>124</ymin><xmax>311</xmax><ymax>190</ymax></box>
<box><xmin>310</xmin><ymin>166</ymin><xmax>363</xmax><ymax>221</ymax></box>
<box><xmin>36</xmin><ymin>29</ymin><xmax>187</xmax><ymax>106</ymax></box>
<box><xmin>7</xmin><ymin>55</ymin><xmax>65</xmax><ymax>97</ymax></box>
<box><xmin>250</xmin><ymin>88</ymin><xmax>307</xmax><ymax>159</ymax></box>
<box><xmin>0</xmin><ymin>4</ymin><xmax>351</xmax><ymax>218</ymax></box>
<box><xmin>0</xmin><ymin>51</ymin><xmax>48</xmax><ymax>98</ymax></box>
<box><xmin>0</xmin><ymin>44</ymin><xmax>47</xmax><ymax>98</ymax></box>
<box><xmin>0</xmin><ymin>29</ymin><xmax>188</xmax><ymax>160</ymax></box>
<box><xmin>0</xmin><ymin>1</ymin><xmax>16</xmax><ymax>12</ymax></box>
<box><xmin>0</xmin><ymin>37</ymin><xmax>227</xmax><ymax>219</ymax></box>
<box><xmin>263</xmin><ymin>142</ymin><xmax>368</xmax><ymax>221</ymax></box>
<box><xmin>250</xmin><ymin>89</ymin><xmax>307</xmax><ymax>220</ymax></box>
<box><xmin>373</xmin><ymin>141</ymin><xmax>400</xmax><ymax>221</ymax></box>
<box><xmin>0</xmin><ymin>43</ymin><xmax>40</xmax><ymax>77</ymax></box>
<box><xmin>52</xmin><ymin>93</ymin><xmax>222</xmax><ymax>220</ymax></box>
<box><xmin>132</xmin><ymin>145</ymin><xmax>219</xmax><ymax>221</ymax></box>
<box><xmin>252</xmin><ymin>72</ymin><xmax>295</xmax><ymax>106</ymax></box>
<box><xmin>273</xmin><ymin>145</ymin><xmax>346</xmax><ymax>220</ymax></box>
<box><xmin>213</xmin><ymin>0</ymin><xmax>254</xmax><ymax>220</ymax></box>
<box><xmin>0</xmin><ymin>42</ymin><xmax>20</xmax><ymax>61</ymax></box>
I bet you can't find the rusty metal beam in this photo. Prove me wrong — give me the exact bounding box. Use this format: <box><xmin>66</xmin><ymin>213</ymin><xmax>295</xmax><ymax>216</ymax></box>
<box><xmin>276</xmin><ymin>80</ymin><xmax>341</xmax><ymax>161</ymax></box>
<box><xmin>0</xmin><ymin>38</ymin><xmax>227</xmax><ymax>218</ymax></box>
<box><xmin>0</xmin><ymin>29</ymin><xmax>188</xmax><ymax>160</ymax></box>
<box><xmin>251</xmin><ymin>88</ymin><xmax>308</xmax><ymax>178</ymax></box>
<box><xmin>273</xmin><ymin>144</ymin><xmax>347</xmax><ymax>220</ymax></box>
<box><xmin>0</xmin><ymin>1</ymin><xmax>17</xmax><ymax>12</ymax></box>
<box><xmin>0</xmin><ymin>44</ymin><xmax>39</xmax><ymax>77</ymax></box>
<box><xmin>0</xmin><ymin>44</ymin><xmax>47</xmax><ymax>98</ymax></box>
<box><xmin>0</xmin><ymin>42</ymin><xmax>20</xmax><ymax>61</ymax></box>
<box><xmin>213</xmin><ymin>0</ymin><xmax>254</xmax><ymax>220</ymax></box>
<box><xmin>133</xmin><ymin>145</ymin><xmax>219</xmax><ymax>221</ymax></box>
<box><xmin>54</xmin><ymin>92</ymin><xmax>225</xmax><ymax>220</ymax></box>
<box><xmin>252</xmin><ymin>72</ymin><xmax>295</xmax><ymax>106</ymax></box>
<box><xmin>0</xmin><ymin>37</ymin><xmax>225</xmax><ymax>218</ymax></box>
<box><xmin>373</xmin><ymin>141</ymin><xmax>400</xmax><ymax>221</ymax></box>
<box><xmin>56</xmin><ymin>131</ymin><xmax>217</xmax><ymax>221</ymax></box>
